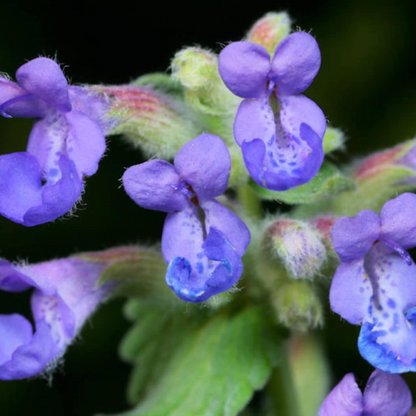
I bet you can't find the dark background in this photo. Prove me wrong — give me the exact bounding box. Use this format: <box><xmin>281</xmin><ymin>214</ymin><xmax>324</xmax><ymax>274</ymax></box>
<box><xmin>0</xmin><ymin>0</ymin><xmax>416</xmax><ymax>414</ymax></box>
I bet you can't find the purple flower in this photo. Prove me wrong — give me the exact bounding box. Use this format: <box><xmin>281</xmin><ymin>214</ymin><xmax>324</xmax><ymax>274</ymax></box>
<box><xmin>319</xmin><ymin>369</ymin><xmax>412</xmax><ymax>416</ymax></box>
<box><xmin>218</xmin><ymin>32</ymin><xmax>326</xmax><ymax>191</ymax></box>
<box><xmin>0</xmin><ymin>57</ymin><xmax>111</xmax><ymax>226</ymax></box>
<box><xmin>122</xmin><ymin>133</ymin><xmax>250</xmax><ymax>302</ymax></box>
<box><xmin>0</xmin><ymin>255</ymin><xmax>114</xmax><ymax>380</ymax></box>
<box><xmin>330</xmin><ymin>192</ymin><xmax>416</xmax><ymax>373</ymax></box>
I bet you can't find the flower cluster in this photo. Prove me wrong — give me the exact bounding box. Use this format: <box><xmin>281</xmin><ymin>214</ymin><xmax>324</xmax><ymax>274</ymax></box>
<box><xmin>122</xmin><ymin>133</ymin><xmax>250</xmax><ymax>302</ymax></box>
<box><xmin>0</xmin><ymin>57</ymin><xmax>111</xmax><ymax>226</ymax></box>
<box><xmin>218</xmin><ymin>32</ymin><xmax>326</xmax><ymax>191</ymax></box>
<box><xmin>0</xmin><ymin>255</ymin><xmax>114</xmax><ymax>380</ymax></box>
<box><xmin>319</xmin><ymin>369</ymin><xmax>412</xmax><ymax>416</ymax></box>
<box><xmin>330</xmin><ymin>192</ymin><xmax>416</xmax><ymax>373</ymax></box>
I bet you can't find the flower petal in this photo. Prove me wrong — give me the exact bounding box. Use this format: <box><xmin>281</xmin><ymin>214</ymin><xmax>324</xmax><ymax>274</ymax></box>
<box><xmin>0</xmin><ymin>315</ymin><xmax>33</xmax><ymax>366</ymax></box>
<box><xmin>233</xmin><ymin>97</ymin><xmax>275</xmax><ymax>147</ymax></box>
<box><xmin>270</xmin><ymin>32</ymin><xmax>321</xmax><ymax>96</ymax></box>
<box><xmin>235</xmin><ymin>98</ymin><xmax>324</xmax><ymax>190</ymax></box>
<box><xmin>242</xmin><ymin>123</ymin><xmax>323</xmax><ymax>191</ymax></box>
<box><xmin>318</xmin><ymin>373</ymin><xmax>363</xmax><ymax>416</ymax></box>
<box><xmin>174</xmin><ymin>133</ymin><xmax>231</xmax><ymax>202</ymax></box>
<box><xmin>162</xmin><ymin>206</ymin><xmax>204</xmax><ymax>263</ymax></box>
<box><xmin>363</xmin><ymin>369</ymin><xmax>412</xmax><ymax>416</ymax></box>
<box><xmin>123</xmin><ymin>160</ymin><xmax>188</xmax><ymax>213</ymax></box>
<box><xmin>165</xmin><ymin>227</ymin><xmax>243</xmax><ymax>303</ymax></box>
<box><xmin>380</xmin><ymin>192</ymin><xmax>416</xmax><ymax>250</ymax></box>
<box><xmin>26</xmin><ymin>113</ymin><xmax>68</xmax><ymax>179</ymax></box>
<box><xmin>202</xmin><ymin>199</ymin><xmax>250</xmax><ymax>256</ymax></box>
<box><xmin>65</xmin><ymin>110</ymin><xmax>106</xmax><ymax>177</ymax></box>
<box><xmin>0</xmin><ymin>318</ymin><xmax>57</xmax><ymax>380</ymax></box>
<box><xmin>0</xmin><ymin>261</ymin><xmax>34</xmax><ymax>292</ymax></box>
<box><xmin>0</xmin><ymin>78</ymin><xmax>46</xmax><ymax>118</ymax></box>
<box><xmin>15</xmin><ymin>57</ymin><xmax>71</xmax><ymax>113</ymax></box>
<box><xmin>23</xmin><ymin>155</ymin><xmax>83</xmax><ymax>227</ymax></box>
<box><xmin>358</xmin><ymin>243</ymin><xmax>416</xmax><ymax>373</ymax></box>
<box><xmin>0</xmin><ymin>152</ymin><xmax>43</xmax><ymax>224</ymax></box>
<box><xmin>280</xmin><ymin>94</ymin><xmax>326</xmax><ymax>140</ymax></box>
<box><xmin>331</xmin><ymin>210</ymin><xmax>380</xmax><ymax>262</ymax></box>
<box><xmin>218</xmin><ymin>41</ymin><xmax>270</xmax><ymax>99</ymax></box>
<box><xmin>330</xmin><ymin>260</ymin><xmax>371</xmax><ymax>325</ymax></box>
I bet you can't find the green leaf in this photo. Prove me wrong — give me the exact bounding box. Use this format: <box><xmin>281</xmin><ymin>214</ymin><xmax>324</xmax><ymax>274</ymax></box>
<box><xmin>253</xmin><ymin>162</ymin><xmax>356</xmax><ymax>204</ymax></box>
<box><xmin>106</xmin><ymin>305</ymin><xmax>282</xmax><ymax>416</ymax></box>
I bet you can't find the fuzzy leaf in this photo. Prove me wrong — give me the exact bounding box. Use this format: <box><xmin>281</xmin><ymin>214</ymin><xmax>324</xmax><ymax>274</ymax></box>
<box><xmin>105</xmin><ymin>306</ymin><xmax>282</xmax><ymax>416</ymax></box>
<box><xmin>254</xmin><ymin>162</ymin><xmax>356</xmax><ymax>204</ymax></box>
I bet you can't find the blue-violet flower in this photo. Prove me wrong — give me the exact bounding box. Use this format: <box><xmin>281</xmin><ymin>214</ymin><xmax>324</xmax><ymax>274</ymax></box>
<box><xmin>122</xmin><ymin>133</ymin><xmax>251</xmax><ymax>302</ymax></box>
<box><xmin>0</xmin><ymin>254</ymin><xmax>114</xmax><ymax>380</ymax></box>
<box><xmin>218</xmin><ymin>32</ymin><xmax>326</xmax><ymax>191</ymax></box>
<box><xmin>330</xmin><ymin>192</ymin><xmax>416</xmax><ymax>373</ymax></box>
<box><xmin>319</xmin><ymin>369</ymin><xmax>412</xmax><ymax>416</ymax></box>
<box><xmin>0</xmin><ymin>57</ymin><xmax>111</xmax><ymax>226</ymax></box>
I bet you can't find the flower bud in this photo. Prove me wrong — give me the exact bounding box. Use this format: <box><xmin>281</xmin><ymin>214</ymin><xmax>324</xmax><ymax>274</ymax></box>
<box><xmin>92</xmin><ymin>85</ymin><xmax>204</xmax><ymax>159</ymax></box>
<box><xmin>265</xmin><ymin>219</ymin><xmax>327</xmax><ymax>279</ymax></box>
<box><xmin>273</xmin><ymin>280</ymin><xmax>323</xmax><ymax>331</ymax></box>
<box><xmin>245</xmin><ymin>12</ymin><xmax>292</xmax><ymax>55</ymax></box>
<box><xmin>171</xmin><ymin>47</ymin><xmax>239</xmax><ymax>115</ymax></box>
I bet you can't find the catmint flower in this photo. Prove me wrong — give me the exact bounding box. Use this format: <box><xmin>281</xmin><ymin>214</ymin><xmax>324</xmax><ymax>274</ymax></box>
<box><xmin>330</xmin><ymin>192</ymin><xmax>416</xmax><ymax>373</ymax></box>
<box><xmin>0</xmin><ymin>57</ymin><xmax>111</xmax><ymax>226</ymax></box>
<box><xmin>122</xmin><ymin>133</ymin><xmax>250</xmax><ymax>303</ymax></box>
<box><xmin>319</xmin><ymin>369</ymin><xmax>412</xmax><ymax>416</ymax></box>
<box><xmin>218</xmin><ymin>32</ymin><xmax>326</xmax><ymax>191</ymax></box>
<box><xmin>0</xmin><ymin>253</ymin><xmax>117</xmax><ymax>380</ymax></box>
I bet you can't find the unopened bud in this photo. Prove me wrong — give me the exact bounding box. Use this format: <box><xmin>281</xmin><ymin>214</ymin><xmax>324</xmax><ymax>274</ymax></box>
<box><xmin>265</xmin><ymin>219</ymin><xmax>326</xmax><ymax>279</ymax></box>
<box><xmin>273</xmin><ymin>280</ymin><xmax>323</xmax><ymax>331</ymax></box>
<box><xmin>171</xmin><ymin>47</ymin><xmax>239</xmax><ymax>115</ymax></box>
<box><xmin>91</xmin><ymin>85</ymin><xmax>204</xmax><ymax>159</ymax></box>
<box><xmin>245</xmin><ymin>12</ymin><xmax>292</xmax><ymax>55</ymax></box>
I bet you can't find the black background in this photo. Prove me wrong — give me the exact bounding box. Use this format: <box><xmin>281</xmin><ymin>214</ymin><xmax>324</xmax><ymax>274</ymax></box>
<box><xmin>0</xmin><ymin>0</ymin><xmax>416</xmax><ymax>414</ymax></box>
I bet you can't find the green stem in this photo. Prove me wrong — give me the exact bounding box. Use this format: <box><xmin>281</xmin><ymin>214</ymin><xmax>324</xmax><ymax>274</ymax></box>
<box><xmin>237</xmin><ymin>182</ymin><xmax>262</xmax><ymax>219</ymax></box>
<box><xmin>267</xmin><ymin>343</ymin><xmax>300</xmax><ymax>416</ymax></box>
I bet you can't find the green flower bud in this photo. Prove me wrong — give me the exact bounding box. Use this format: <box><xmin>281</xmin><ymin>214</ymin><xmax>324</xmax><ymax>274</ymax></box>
<box><xmin>245</xmin><ymin>12</ymin><xmax>292</xmax><ymax>55</ymax></box>
<box><xmin>92</xmin><ymin>85</ymin><xmax>204</xmax><ymax>159</ymax></box>
<box><xmin>171</xmin><ymin>47</ymin><xmax>239</xmax><ymax>115</ymax></box>
<box><xmin>273</xmin><ymin>280</ymin><xmax>323</xmax><ymax>332</ymax></box>
<box><xmin>265</xmin><ymin>219</ymin><xmax>327</xmax><ymax>279</ymax></box>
